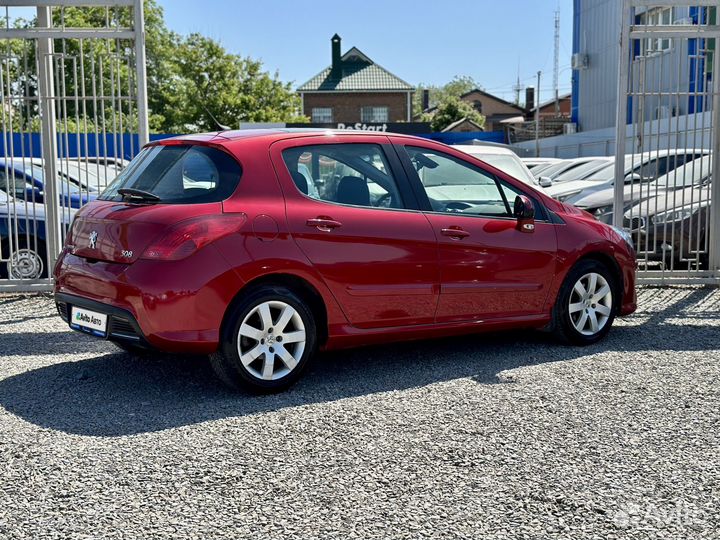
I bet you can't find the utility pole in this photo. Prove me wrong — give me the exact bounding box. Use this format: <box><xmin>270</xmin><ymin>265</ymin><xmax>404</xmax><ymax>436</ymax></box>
<box><xmin>553</xmin><ymin>9</ymin><xmax>560</xmax><ymax>116</ymax></box>
<box><xmin>535</xmin><ymin>71</ymin><xmax>541</xmax><ymax>157</ymax></box>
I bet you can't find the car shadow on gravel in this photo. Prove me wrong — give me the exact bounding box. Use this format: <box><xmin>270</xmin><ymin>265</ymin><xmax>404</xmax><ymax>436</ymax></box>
<box><xmin>0</xmin><ymin>286</ymin><xmax>717</xmax><ymax>437</ymax></box>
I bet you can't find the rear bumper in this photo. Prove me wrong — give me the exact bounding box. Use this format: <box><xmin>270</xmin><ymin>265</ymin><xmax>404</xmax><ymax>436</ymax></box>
<box><xmin>54</xmin><ymin>248</ymin><xmax>240</xmax><ymax>354</ymax></box>
<box><xmin>56</xmin><ymin>292</ymin><xmax>151</xmax><ymax>348</ymax></box>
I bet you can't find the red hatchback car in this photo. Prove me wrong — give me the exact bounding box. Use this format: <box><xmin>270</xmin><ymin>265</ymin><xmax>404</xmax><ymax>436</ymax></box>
<box><xmin>54</xmin><ymin>130</ymin><xmax>637</xmax><ymax>391</ymax></box>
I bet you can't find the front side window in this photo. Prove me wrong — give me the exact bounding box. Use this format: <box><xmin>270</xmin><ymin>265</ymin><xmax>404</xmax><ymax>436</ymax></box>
<box><xmin>360</xmin><ymin>106</ymin><xmax>389</xmax><ymax>123</ymax></box>
<box><xmin>311</xmin><ymin>107</ymin><xmax>333</xmax><ymax>123</ymax></box>
<box><xmin>100</xmin><ymin>144</ymin><xmax>241</xmax><ymax>204</ymax></box>
<box><xmin>406</xmin><ymin>146</ymin><xmax>523</xmax><ymax>217</ymax></box>
<box><xmin>282</xmin><ymin>143</ymin><xmax>404</xmax><ymax>209</ymax></box>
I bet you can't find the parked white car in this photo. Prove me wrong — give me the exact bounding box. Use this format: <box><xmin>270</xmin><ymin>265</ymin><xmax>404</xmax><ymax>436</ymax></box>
<box><xmin>521</xmin><ymin>158</ymin><xmax>561</xmax><ymax>171</ymax></box>
<box><xmin>552</xmin><ymin>149</ymin><xmax>710</xmax><ymax>203</ymax></box>
<box><xmin>551</xmin><ymin>157</ymin><xmax>614</xmax><ymax>184</ymax></box>
<box><xmin>569</xmin><ymin>153</ymin><xmax>712</xmax><ymax>223</ymax></box>
<box><xmin>454</xmin><ymin>144</ymin><xmax>543</xmax><ymax>190</ymax></box>
<box><xmin>533</xmin><ymin>157</ymin><xmax>611</xmax><ymax>186</ymax></box>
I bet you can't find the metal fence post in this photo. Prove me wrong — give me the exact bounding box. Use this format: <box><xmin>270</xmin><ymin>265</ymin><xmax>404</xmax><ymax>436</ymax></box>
<box><xmin>709</xmin><ymin>39</ymin><xmax>720</xmax><ymax>271</ymax></box>
<box><xmin>613</xmin><ymin>0</ymin><xmax>632</xmax><ymax>229</ymax></box>
<box><xmin>134</xmin><ymin>0</ymin><xmax>149</xmax><ymax>147</ymax></box>
<box><xmin>36</xmin><ymin>6</ymin><xmax>62</xmax><ymax>272</ymax></box>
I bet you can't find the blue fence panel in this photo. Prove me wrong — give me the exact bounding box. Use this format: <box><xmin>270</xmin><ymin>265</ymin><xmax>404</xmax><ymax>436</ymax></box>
<box><xmin>418</xmin><ymin>131</ymin><xmax>506</xmax><ymax>145</ymax></box>
<box><xmin>0</xmin><ymin>133</ymin><xmax>177</xmax><ymax>159</ymax></box>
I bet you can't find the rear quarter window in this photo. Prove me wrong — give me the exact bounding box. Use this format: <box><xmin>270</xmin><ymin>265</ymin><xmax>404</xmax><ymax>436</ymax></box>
<box><xmin>101</xmin><ymin>144</ymin><xmax>241</xmax><ymax>204</ymax></box>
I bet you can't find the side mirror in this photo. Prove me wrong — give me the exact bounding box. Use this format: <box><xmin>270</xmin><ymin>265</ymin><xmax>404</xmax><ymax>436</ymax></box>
<box><xmin>514</xmin><ymin>195</ymin><xmax>535</xmax><ymax>233</ymax></box>
<box><xmin>538</xmin><ymin>176</ymin><xmax>553</xmax><ymax>188</ymax></box>
<box><xmin>624</xmin><ymin>173</ymin><xmax>642</xmax><ymax>183</ymax></box>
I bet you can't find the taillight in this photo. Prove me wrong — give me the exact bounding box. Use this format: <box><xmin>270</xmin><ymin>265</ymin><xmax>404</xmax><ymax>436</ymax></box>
<box><xmin>141</xmin><ymin>215</ymin><xmax>243</xmax><ymax>261</ymax></box>
<box><xmin>65</xmin><ymin>217</ymin><xmax>79</xmax><ymax>247</ymax></box>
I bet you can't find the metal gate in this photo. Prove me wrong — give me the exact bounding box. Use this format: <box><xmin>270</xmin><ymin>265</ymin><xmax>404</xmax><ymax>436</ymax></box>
<box><xmin>0</xmin><ymin>0</ymin><xmax>147</xmax><ymax>291</ymax></box>
<box><xmin>614</xmin><ymin>0</ymin><xmax>720</xmax><ymax>284</ymax></box>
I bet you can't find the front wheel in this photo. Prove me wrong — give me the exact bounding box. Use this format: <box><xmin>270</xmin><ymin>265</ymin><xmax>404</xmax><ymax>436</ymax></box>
<box><xmin>1</xmin><ymin>238</ymin><xmax>47</xmax><ymax>280</ymax></box>
<box><xmin>210</xmin><ymin>285</ymin><xmax>317</xmax><ymax>393</ymax></box>
<box><xmin>553</xmin><ymin>260</ymin><xmax>618</xmax><ymax>345</ymax></box>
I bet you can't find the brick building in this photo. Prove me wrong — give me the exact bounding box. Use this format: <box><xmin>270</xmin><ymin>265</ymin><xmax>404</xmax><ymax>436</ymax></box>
<box><xmin>297</xmin><ymin>35</ymin><xmax>415</xmax><ymax>124</ymax></box>
<box><xmin>529</xmin><ymin>93</ymin><xmax>572</xmax><ymax>119</ymax></box>
<box><xmin>419</xmin><ymin>88</ymin><xmax>528</xmax><ymax>132</ymax></box>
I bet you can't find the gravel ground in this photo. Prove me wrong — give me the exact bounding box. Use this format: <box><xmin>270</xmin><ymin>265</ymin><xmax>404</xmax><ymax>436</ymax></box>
<box><xmin>0</xmin><ymin>286</ymin><xmax>718</xmax><ymax>539</ymax></box>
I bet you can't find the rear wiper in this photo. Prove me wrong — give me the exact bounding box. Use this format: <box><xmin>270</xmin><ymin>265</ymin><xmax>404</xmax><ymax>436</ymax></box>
<box><xmin>118</xmin><ymin>187</ymin><xmax>161</xmax><ymax>203</ymax></box>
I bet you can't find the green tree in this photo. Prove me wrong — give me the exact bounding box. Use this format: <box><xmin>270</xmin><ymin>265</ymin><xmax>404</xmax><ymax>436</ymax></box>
<box><xmin>6</xmin><ymin>1</ymin><xmax>306</xmax><ymax>133</ymax></box>
<box><xmin>166</xmin><ymin>33</ymin><xmax>304</xmax><ymax>132</ymax></box>
<box><xmin>425</xmin><ymin>97</ymin><xmax>485</xmax><ymax>132</ymax></box>
<box><xmin>414</xmin><ymin>75</ymin><xmax>483</xmax><ymax>116</ymax></box>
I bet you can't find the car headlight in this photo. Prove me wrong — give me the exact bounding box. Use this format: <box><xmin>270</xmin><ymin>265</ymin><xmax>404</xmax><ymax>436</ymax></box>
<box><xmin>652</xmin><ymin>206</ymin><xmax>701</xmax><ymax>224</ymax></box>
<box><xmin>611</xmin><ymin>225</ymin><xmax>634</xmax><ymax>250</ymax></box>
<box><xmin>588</xmin><ymin>204</ymin><xmax>613</xmax><ymax>217</ymax></box>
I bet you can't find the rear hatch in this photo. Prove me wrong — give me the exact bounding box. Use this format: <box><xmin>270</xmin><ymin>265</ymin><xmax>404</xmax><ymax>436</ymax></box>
<box><xmin>67</xmin><ymin>142</ymin><xmax>242</xmax><ymax>264</ymax></box>
<box><xmin>69</xmin><ymin>201</ymin><xmax>222</xmax><ymax>263</ymax></box>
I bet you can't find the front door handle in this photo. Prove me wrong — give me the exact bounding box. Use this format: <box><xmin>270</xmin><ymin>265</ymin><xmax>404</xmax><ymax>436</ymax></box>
<box><xmin>440</xmin><ymin>227</ymin><xmax>470</xmax><ymax>239</ymax></box>
<box><xmin>306</xmin><ymin>217</ymin><xmax>342</xmax><ymax>231</ymax></box>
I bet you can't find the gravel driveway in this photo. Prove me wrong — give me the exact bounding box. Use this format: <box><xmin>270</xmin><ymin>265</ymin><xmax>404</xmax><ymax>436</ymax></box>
<box><xmin>0</xmin><ymin>286</ymin><xmax>718</xmax><ymax>539</ymax></box>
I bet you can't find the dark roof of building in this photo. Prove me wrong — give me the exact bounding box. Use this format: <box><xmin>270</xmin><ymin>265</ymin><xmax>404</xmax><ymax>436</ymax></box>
<box><xmin>423</xmin><ymin>88</ymin><xmax>528</xmax><ymax>114</ymax></box>
<box><xmin>530</xmin><ymin>93</ymin><xmax>572</xmax><ymax>112</ymax></box>
<box><xmin>298</xmin><ymin>47</ymin><xmax>414</xmax><ymax>92</ymax></box>
<box><xmin>441</xmin><ymin>117</ymin><xmax>485</xmax><ymax>132</ymax></box>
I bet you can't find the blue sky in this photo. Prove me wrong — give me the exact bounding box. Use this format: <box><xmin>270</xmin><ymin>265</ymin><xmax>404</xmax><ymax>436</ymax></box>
<box><xmin>7</xmin><ymin>1</ymin><xmax>574</xmax><ymax>104</ymax></box>
<box><xmin>156</xmin><ymin>0</ymin><xmax>574</xmax><ymax>104</ymax></box>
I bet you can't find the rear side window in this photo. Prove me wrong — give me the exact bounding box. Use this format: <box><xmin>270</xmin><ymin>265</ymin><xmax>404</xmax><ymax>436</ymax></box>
<box><xmin>281</xmin><ymin>143</ymin><xmax>405</xmax><ymax>209</ymax></box>
<box><xmin>101</xmin><ymin>144</ymin><xmax>241</xmax><ymax>204</ymax></box>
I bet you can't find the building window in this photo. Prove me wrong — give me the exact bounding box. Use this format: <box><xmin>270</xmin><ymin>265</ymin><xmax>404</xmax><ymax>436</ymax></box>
<box><xmin>643</xmin><ymin>7</ymin><xmax>673</xmax><ymax>53</ymax></box>
<box><xmin>312</xmin><ymin>107</ymin><xmax>333</xmax><ymax>123</ymax></box>
<box><xmin>360</xmin><ymin>106</ymin><xmax>389</xmax><ymax>123</ymax></box>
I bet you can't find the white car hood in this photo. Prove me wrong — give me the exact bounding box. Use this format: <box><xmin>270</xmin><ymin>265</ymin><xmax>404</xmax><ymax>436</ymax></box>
<box><xmin>571</xmin><ymin>181</ymin><xmax>676</xmax><ymax>210</ymax></box>
<box><xmin>546</xmin><ymin>178</ymin><xmax>611</xmax><ymax>199</ymax></box>
<box><xmin>624</xmin><ymin>186</ymin><xmax>711</xmax><ymax>218</ymax></box>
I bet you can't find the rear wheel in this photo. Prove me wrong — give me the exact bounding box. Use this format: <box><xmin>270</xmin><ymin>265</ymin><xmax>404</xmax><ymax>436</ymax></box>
<box><xmin>210</xmin><ymin>285</ymin><xmax>317</xmax><ymax>392</ymax></box>
<box><xmin>553</xmin><ymin>259</ymin><xmax>618</xmax><ymax>345</ymax></box>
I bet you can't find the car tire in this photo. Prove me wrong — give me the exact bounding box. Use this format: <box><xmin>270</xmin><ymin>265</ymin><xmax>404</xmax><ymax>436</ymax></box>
<box><xmin>1</xmin><ymin>238</ymin><xmax>47</xmax><ymax>280</ymax></box>
<box><xmin>210</xmin><ymin>285</ymin><xmax>317</xmax><ymax>393</ymax></box>
<box><xmin>552</xmin><ymin>259</ymin><xmax>618</xmax><ymax>345</ymax></box>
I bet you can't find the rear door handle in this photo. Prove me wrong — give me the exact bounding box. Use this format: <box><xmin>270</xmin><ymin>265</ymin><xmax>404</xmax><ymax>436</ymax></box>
<box><xmin>440</xmin><ymin>227</ymin><xmax>470</xmax><ymax>239</ymax></box>
<box><xmin>306</xmin><ymin>217</ymin><xmax>342</xmax><ymax>231</ymax></box>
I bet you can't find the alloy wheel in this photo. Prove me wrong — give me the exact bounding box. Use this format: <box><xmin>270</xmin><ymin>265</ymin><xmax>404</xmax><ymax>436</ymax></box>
<box><xmin>236</xmin><ymin>300</ymin><xmax>306</xmax><ymax>381</ymax></box>
<box><xmin>568</xmin><ymin>272</ymin><xmax>613</xmax><ymax>336</ymax></box>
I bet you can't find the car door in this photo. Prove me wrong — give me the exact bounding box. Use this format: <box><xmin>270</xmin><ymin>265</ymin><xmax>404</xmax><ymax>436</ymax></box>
<box><xmin>269</xmin><ymin>136</ymin><xmax>440</xmax><ymax>329</ymax></box>
<box><xmin>394</xmin><ymin>140</ymin><xmax>558</xmax><ymax>323</ymax></box>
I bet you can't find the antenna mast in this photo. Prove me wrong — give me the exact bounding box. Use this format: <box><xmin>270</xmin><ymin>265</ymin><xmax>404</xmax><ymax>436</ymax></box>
<box><xmin>512</xmin><ymin>65</ymin><xmax>523</xmax><ymax>106</ymax></box>
<box><xmin>553</xmin><ymin>8</ymin><xmax>560</xmax><ymax>116</ymax></box>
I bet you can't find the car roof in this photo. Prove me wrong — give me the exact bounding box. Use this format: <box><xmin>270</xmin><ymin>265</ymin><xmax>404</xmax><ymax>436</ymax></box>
<box><xmin>159</xmin><ymin>128</ymin><xmax>396</xmax><ymax>145</ymax></box>
<box><xmin>452</xmin><ymin>144</ymin><xmax>517</xmax><ymax>156</ymax></box>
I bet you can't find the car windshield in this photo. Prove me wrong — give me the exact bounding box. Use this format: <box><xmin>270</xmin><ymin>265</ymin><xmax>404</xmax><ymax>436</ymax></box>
<box><xmin>535</xmin><ymin>161</ymin><xmax>575</xmax><ymax>179</ymax></box>
<box><xmin>654</xmin><ymin>155</ymin><xmax>711</xmax><ymax>188</ymax></box>
<box><xmin>471</xmin><ymin>154</ymin><xmax>536</xmax><ymax>186</ymax></box>
<box><xmin>101</xmin><ymin>144</ymin><xmax>242</xmax><ymax>204</ymax></box>
<box><xmin>586</xmin><ymin>156</ymin><xmax>635</xmax><ymax>181</ymax></box>
<box><xmin>553</xmin><ymin>160</ymin><xmax>603</xmax><ymax>182</ymax></box>
<box><xmin>14</xmin><ymin>161</ymin><xmax>88</xmax><ymax>194</ymax></box>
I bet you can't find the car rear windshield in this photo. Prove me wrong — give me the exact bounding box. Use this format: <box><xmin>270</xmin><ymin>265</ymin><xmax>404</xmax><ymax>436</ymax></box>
<box><xmin>100</xmin><ymin>144</ymin><xmax>241</xmax><ymax>204</ymax></box>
